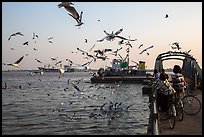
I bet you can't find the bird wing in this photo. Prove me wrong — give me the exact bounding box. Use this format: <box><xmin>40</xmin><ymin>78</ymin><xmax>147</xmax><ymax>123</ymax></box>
<box><xmin>115</xmin><ymin>35</ymin><xmax>129</xmax><ymax>40</ymax></box>
<box><xmin>14</xmin><ymin>56</ymin><xmax>24</xmax><ymax>64</ymax></box>
<box><xmin>103</xmin><ymin>30</ymin><xmax>111</xmax><ymax>36</ymax></box>
<box><xmin>65</xmin><ymin>6</ymin><xmax>79</xmax><ymax>20</ymax></box>
<box><xmin>139</xmin><ymin>49</ymin><xmax>146</xmax><ymax>54</ymax></box>
<box><xmin>58</xmin><ymin>2</ymin><xmax>74</xmax><ymax>8</ymax></box>
<box><xmin>16</xmin><ymin>32</ymin><xmax>24</xmax><ymax>36</ymax></box>
<box><xmin>145</xmin><ymin>45</ymin><xmax>154</xmax><ymax>50</ymax></box>
<box><xmin>8</xmin><ymin>35</ymin><xmax>12</xmax><ymax>41</ymax></box>
<box><xmin>114</xmin><ymin>28</ymin><xmax>123</xmax><ymax>35</ymax></box>
<box><xmin>23</xmin><ymin>41</ymin><xmax>29</xmax><ymax>45</ymax></box>
<box><xmin>97</xmin><ymin>36</ymin><xmax>107</xmax><ymax>42</ymax></box>
<box><xmin>138</xmin><ymin>44</ymin><xmax>143</xmax><ymax>49</ymax></box>
<box><xmin>68</xmin><ymin>13</ymin><xmax>79</xmax><ymax>23</ymax></box>
<box><xmin>79</xmin><ymin>11</ymin><xmax>83</xmax><ymax>22</ymax></box>
<box><xmin>116</xmin><ymin>35</ymin><xmax>137</xmax><ymax>41</ymax></box>
<box><xmin>35</xmin><ymin>59</ymin><xmax>42</xmax><ymax>63</ymax></box>
<box><xmin>89</xmin><ymin>44</ymin><xmax>96</xmax><ymax>51</ymax></box>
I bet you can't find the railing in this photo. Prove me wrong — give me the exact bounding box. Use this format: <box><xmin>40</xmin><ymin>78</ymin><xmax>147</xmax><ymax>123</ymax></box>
<box><xmin>150</xmin><ymin>94</ymin><xmax>159</xmax><ymax>135</ymax></box>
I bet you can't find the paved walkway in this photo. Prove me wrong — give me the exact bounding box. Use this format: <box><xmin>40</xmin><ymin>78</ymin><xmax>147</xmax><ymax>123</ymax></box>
<box><xmin>158</xmin><ymin>91</ymin><xmax>202</xmax><ymax>135</ymax></box>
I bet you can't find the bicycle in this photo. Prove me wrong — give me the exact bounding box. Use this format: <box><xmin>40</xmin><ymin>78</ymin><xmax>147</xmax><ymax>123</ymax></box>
<box><xmin>174</xmin><ymin>94</ymin><xmax>184</xmax><ymax>121</ymax></box>
<box><xmin>159</xmin><ymin>92</ymin><xmax>183</xmax><ymax>129</ymax></box>
<box><xmin>166</xmin><ymin>94</ymin><xmax>176</xmax><ymax>129</ymax></box>
<box><xmin>181</xmin><ymin>86</ymin><xmax>201</xmax><ymax>115</ymax></box>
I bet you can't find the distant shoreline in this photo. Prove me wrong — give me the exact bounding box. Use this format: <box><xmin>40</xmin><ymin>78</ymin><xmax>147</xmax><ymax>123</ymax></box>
<box><xmin>2</xmin><ymin>68</ymin><xmax>174</xmax><ymax>72</ymax></box>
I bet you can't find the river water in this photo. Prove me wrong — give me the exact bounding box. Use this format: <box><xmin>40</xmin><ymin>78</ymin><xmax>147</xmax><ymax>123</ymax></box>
<box><xmin>2</xmin><ymin>71</ymin><xmax>150</xmax><ymax>135</ymax></box>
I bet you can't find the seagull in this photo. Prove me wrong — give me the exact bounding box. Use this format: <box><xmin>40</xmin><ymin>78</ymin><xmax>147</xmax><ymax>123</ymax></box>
<box><xmin>32</xmin><ymin>33</ymin><xmax>38</xmax><ymax>39</ymax></box>
<box><xmin>172</xmin><ymin>42</ymin><xmax>181</xmax><ymax>50</ymax></box>
<box><xmin>23</xmin><ymin>41</ymin><xmax>29</xmax><ymax>46</ymax></box>
<box><xmin>58</xmin><ymin>2</ymin><xmax>84</xmax><ymax>26</ymax></box>
<box><xmin>48</xmin><ymin>37</ymin><xmax>53</xmax><ymax>40</ymax></box>
<box><xmin>165</xmin><ymin>14</ymin><xmax>168</xmax><ymax>18</ymax></box>
<box><xmin>3</xmin><ymin>56</ymin><xmax>24</xmax><ymax>68</ymax></box>
<box><xmin>51</xmin><ymin>57</ymin><xmax>58</xmax><ymax>61</ymax></box>
<box><xmin>8</xmin><ymin>32</ymin><xmax>24</xmax><ymax>41</ymax></box>
<box><xmin>138</xmin><ymin>44</ymin><xmax>143</xmax><ymax>49</ymax></box>
<box><xmin>139</xmin><ymin>45</ymin><xmax>154</xmax><ymax>54</ymax></box>
<box><xmin>35</xmin><ymin>58</ymin><xmax>42</xmax><ymax>63</ymax></box>
<box><xmin>59</xmin><ymin>68</ymin><xmax>65</xmax><ymax>74</ymax></box>
<box><xmin>186</xmin><ymin>49</ymin><xmax>191</xmax><ymax>54</ymax></box>
<box><xmin>97</xmin><ymin>28</ymin><xmax>123</xmax><ymax>42</ymax></box>
<box><xmin>97</xmin><ymin>28</ymin><xmax>137</xmax><ymax>42</ymax></box>
<box><xmin>55</xmin><ymin>60</ymin><xmax>62</xmax><ymax>66</ymax></box>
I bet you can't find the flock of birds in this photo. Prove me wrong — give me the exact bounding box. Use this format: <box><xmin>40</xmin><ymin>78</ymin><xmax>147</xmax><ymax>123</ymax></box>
<box><xmin>3</xmin><ymin>2</ymin><xmax>192</xmax><ymax>72</ymax></box>
<box><xmin>2</xmin><ymin>71</ymin><xmax>138</xmax><ymax>124</ymax></box>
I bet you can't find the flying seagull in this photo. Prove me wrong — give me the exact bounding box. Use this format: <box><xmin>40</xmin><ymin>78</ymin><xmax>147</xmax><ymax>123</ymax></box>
<box><xmin>35</xmin><ymin>59</ymin><xmax>42</xmax><ymax>64</ymax></box>
<box><xmin>138</xmin><ymin>44</ymin><xmax>143</xmax><ymax>49</ymax></box>
<box><xmin>97</xmin><ymin>28</ymin><xmax>137</xmax><ymax>42</ymax></box>
<box><xmin>8</xmin><ymin>32</ymin><xmax>24</xmax><ymax>41</ymax></box>
<box><xmin>139</xmin><ymin>45</ymin><xmax>154</xmax><ymax>54</ymax></box>
<box><xmin>3</xmin><ymin>56</ymin><xmax>24</xmax><ymax>68</ymax></box>
<box><xmin>33</xmin><ymin>33</ymin><xmax>39</xmax><ymax>39</ymax></box>
<box><xmin>23</xmin><ymin>41</ymin><xmax>29</xmax><ymax>46</ymax></box>
<box><xmin>58</xmin><ymin>2</ymin><xmax>84</xmax><ymax>26</ymax></box>
<box><xmin>165</xmin><ymin>14</ymin><xmax>168</xmax><ymax>18</ymax></box>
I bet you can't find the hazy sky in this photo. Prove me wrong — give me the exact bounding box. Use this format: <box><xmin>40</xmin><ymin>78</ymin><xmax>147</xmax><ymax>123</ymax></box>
<box><xmin>2</xmin><ymin>2</ymin><xmax>202</xmax><ymax>71</ymax></box>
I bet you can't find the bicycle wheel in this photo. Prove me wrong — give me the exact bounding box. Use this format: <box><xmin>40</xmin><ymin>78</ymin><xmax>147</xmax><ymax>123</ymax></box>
<box><xmin>182</xmin><ymin>95</ymin><xmax>201</xmax><ymax>115</ymax></box>
<box><xmin>168</xmin><ymin>105</ymin><xmax>176</xmax><ymax>129</ymax></box>
<box><xmin>176</xmin><ymin>99</ymin><xmax>184</xmax><ymax>121</ymax></box>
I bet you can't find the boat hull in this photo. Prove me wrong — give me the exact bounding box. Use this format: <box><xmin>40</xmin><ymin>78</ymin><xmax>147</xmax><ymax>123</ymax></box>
<box><xmin>90</xmin><ymin>76</ymin><xmax>154</xmax><ymax>84</ymax></box>
<box><xmin>38</xmin><ymin>67</ymin><xmax>74</xmax><ymax>72</ymax></box>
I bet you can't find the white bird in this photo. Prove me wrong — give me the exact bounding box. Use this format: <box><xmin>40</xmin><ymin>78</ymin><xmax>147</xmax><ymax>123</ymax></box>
<box><xmin>58</xmin><ymin>2</ymin><xmax>84</xmax><ymax>26</ymax></box>
<box><xmin>3</xmin><ymin>56</ymin><xmax>24</xmax><ymax>68</ymax></box>
<box><xmin>97</xmin><ymin>28</ymin><xmax>136</xmax><ymax>42</ymax></box>
<box><xmin>59</xmin><ymin>68</ymin><xmax>65</xmax><ymax>74</ymax></box>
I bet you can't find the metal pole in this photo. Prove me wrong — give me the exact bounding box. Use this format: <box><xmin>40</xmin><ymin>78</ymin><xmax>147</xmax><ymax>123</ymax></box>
<box><xmin>152</xmin><ymin>94</ymin><xmax>159</xmax><ymax>135</ymax></box>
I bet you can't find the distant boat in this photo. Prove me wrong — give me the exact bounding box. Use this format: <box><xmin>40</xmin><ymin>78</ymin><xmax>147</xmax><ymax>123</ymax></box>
<box><xmin>38</xmin><ymin>65</ymin><xmax>74</xmax><ymax>72</ymax></box>
<box><xmin>90</xmin><ymin>59</ymin><xmax>153</xmax><ymax>83</ymax></box>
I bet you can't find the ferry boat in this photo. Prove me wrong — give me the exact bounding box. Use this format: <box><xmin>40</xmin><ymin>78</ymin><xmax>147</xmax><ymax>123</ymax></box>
<box><xmin>90</xmin><ymin>59</ymin><xmax>154</xmax><ymax>83</ymax></box>
<box><xmin>38</xmin><ymin>65</ymin><xmax>75</xmax><ymax>72</ymax></box>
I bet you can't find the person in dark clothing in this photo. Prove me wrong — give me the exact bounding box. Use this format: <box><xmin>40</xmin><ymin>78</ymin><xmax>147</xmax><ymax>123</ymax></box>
<box><xmin>171</xmin><ymin>65</ymin><xmax>186</xmax><ymax>98</ymax></box>
<box><xmin>155</xmin><ymin>72</ymin><xmax>176</xmax><ymax>112</ymax></box>
<box><xmin>160</xmin><ymin>68</ymin><xmax>169</xmax><ymax>80</ymax></box>
<box><xmin>153</xmin><ymin>69</ymin><xmax>160</xmax><ymax>81</ymax></box>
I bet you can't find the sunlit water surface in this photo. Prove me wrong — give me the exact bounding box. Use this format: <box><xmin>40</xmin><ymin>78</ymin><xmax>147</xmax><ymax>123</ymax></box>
<box><xmin>2</xmin><ymin>71</ymin><xmax>150</xmax><ymax>135</ymax></box>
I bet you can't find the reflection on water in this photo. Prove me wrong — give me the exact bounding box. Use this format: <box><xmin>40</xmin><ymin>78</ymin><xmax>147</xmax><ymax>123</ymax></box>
<box><xmin>2</xmin><ymin>71</ymin><xmax>150</xmax><ymax>135</ymax></box>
